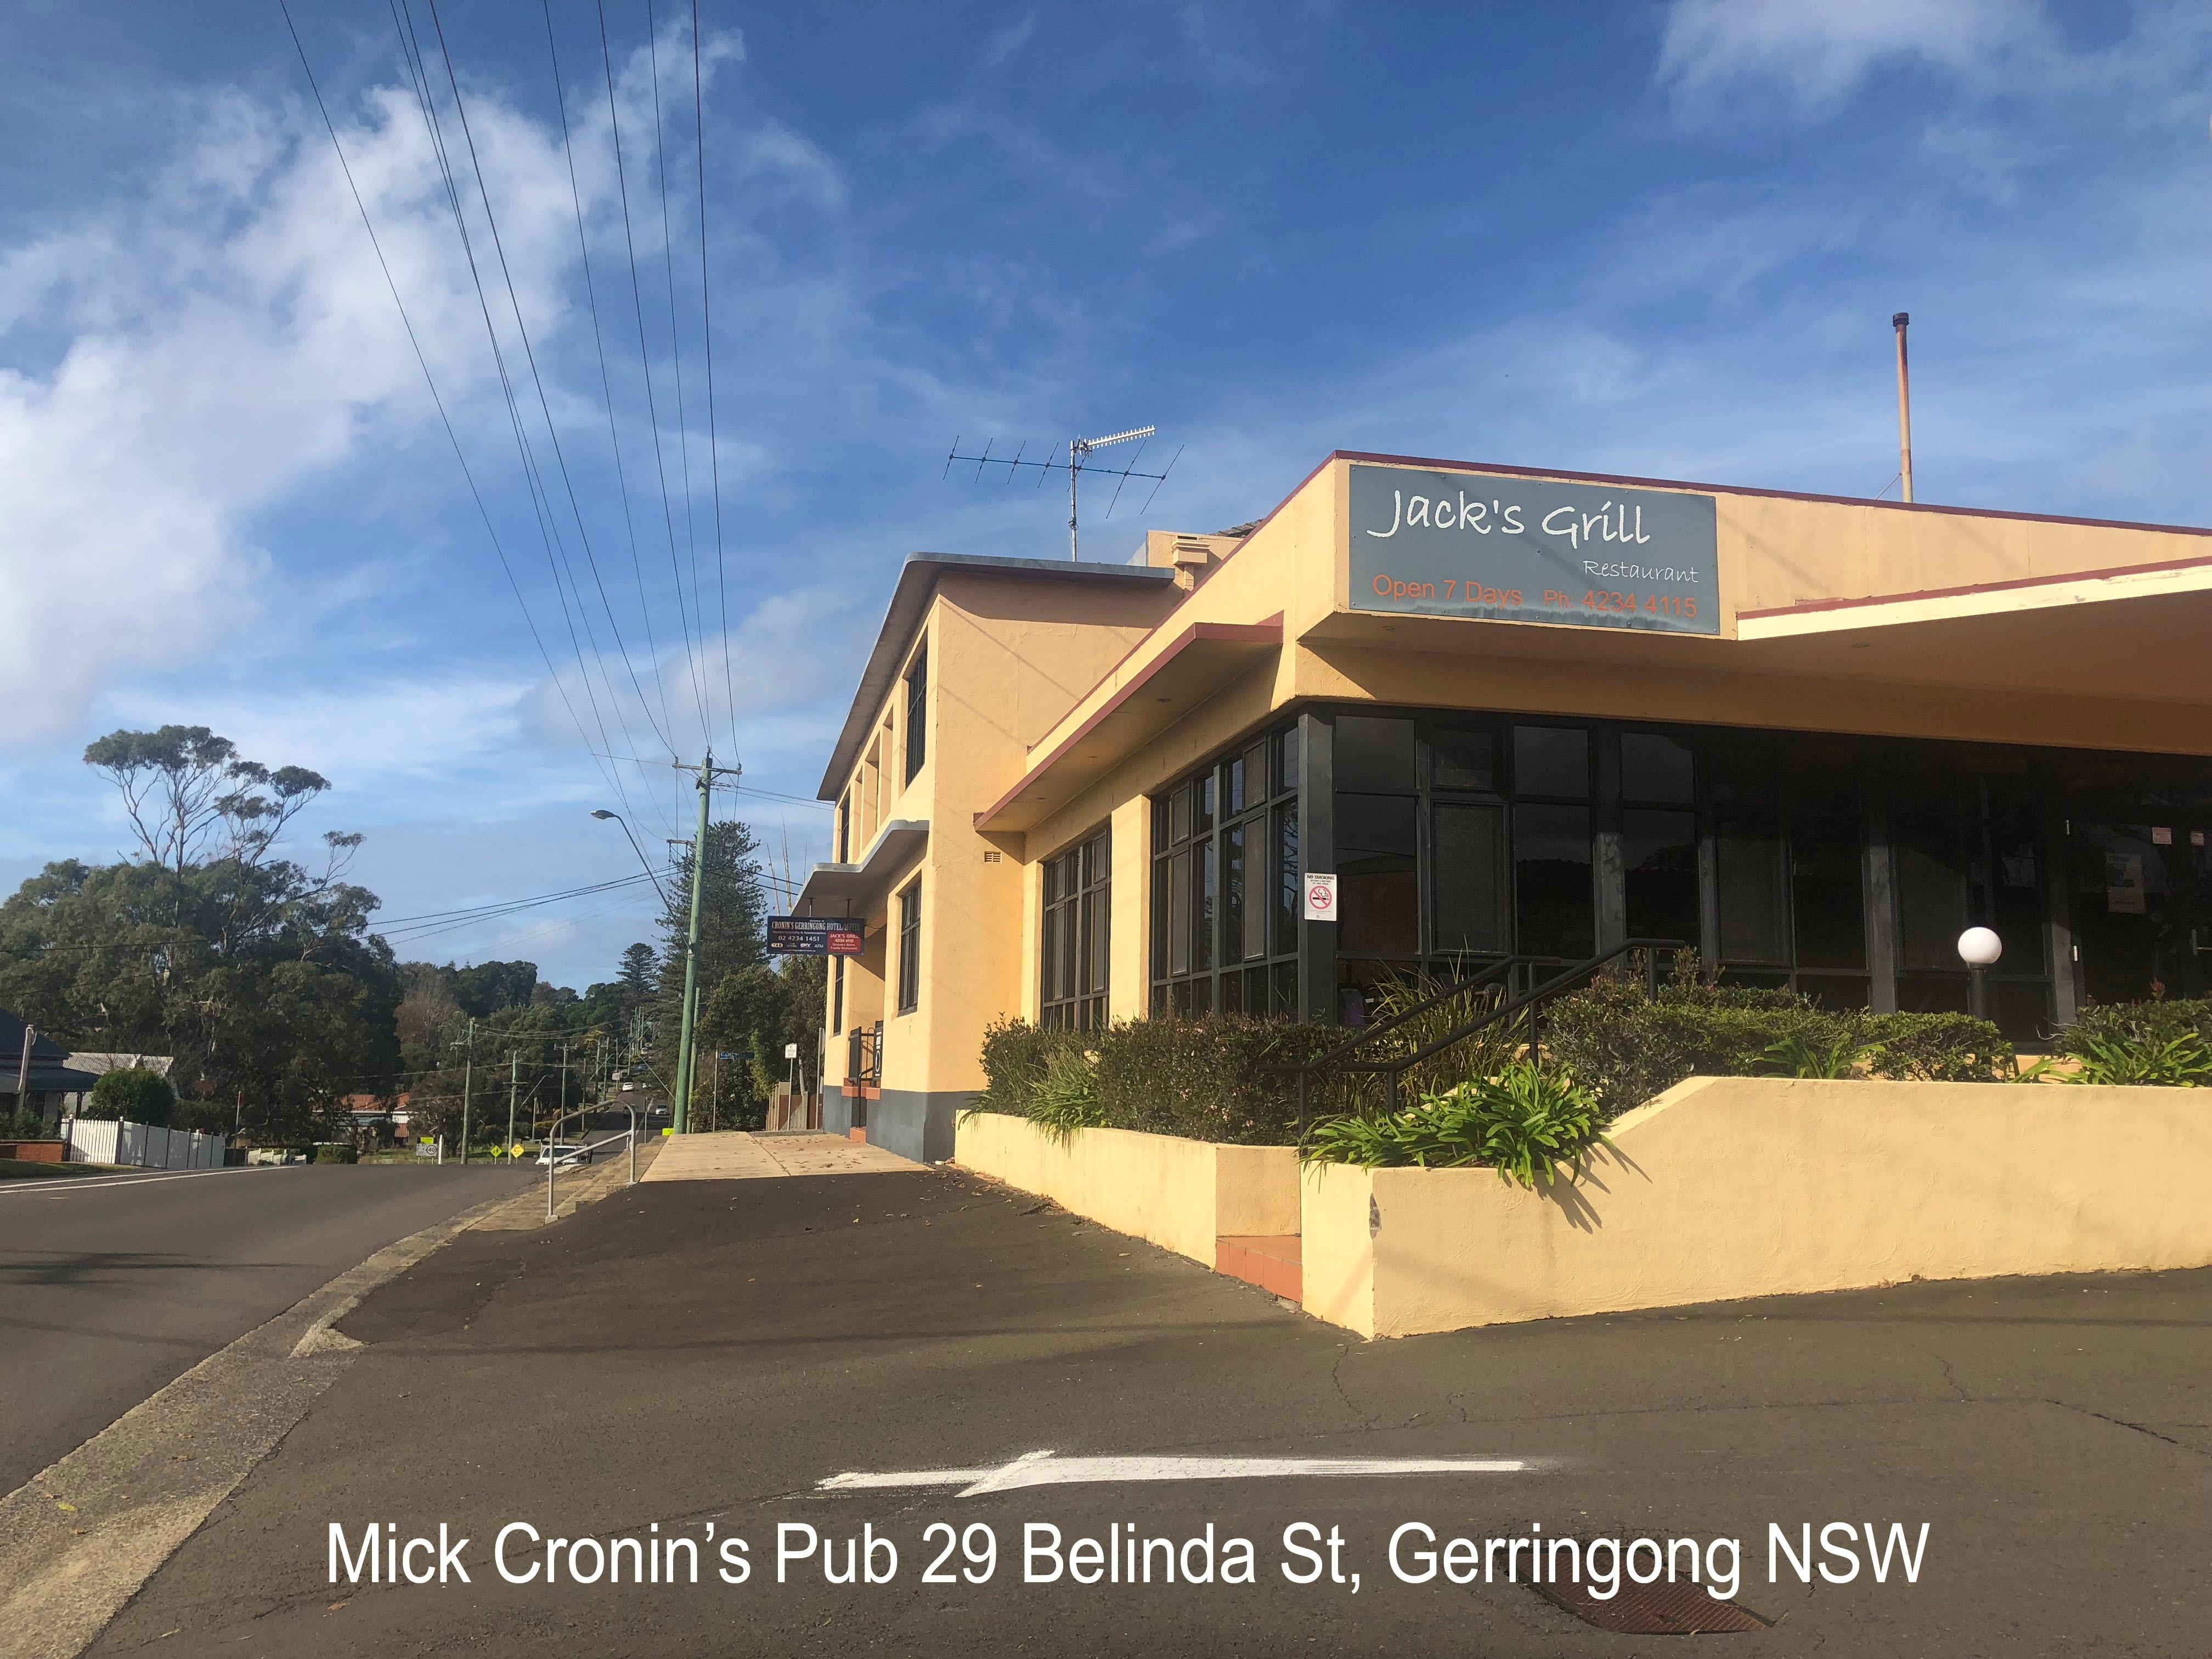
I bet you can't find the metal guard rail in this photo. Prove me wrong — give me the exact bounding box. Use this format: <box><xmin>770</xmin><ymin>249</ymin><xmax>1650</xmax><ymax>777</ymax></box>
<box><xmin>1277</xmin><ymin>938</ymin><xmax>1691</xmax><ymax>1131</ymax></box>
<box><xmin>542</xmin><ymin>1097</ymin><xmax>640</xmax><ymax>1220</ymax></box>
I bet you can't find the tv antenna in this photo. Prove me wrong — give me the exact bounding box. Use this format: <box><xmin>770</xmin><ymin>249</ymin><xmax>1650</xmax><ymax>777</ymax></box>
<box><xmin>945</xmin><ymin>426</ymin><xmax>1182</xmax><ymax>560</ymax></box>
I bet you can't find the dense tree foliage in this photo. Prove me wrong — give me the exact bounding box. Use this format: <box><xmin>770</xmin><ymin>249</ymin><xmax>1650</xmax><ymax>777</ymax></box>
<box><xmin>3</xmin><ymin>732</ymin><xmax>806</xmax><ymax>1144</ymax></box>
<box><xmin>84</xmin><ymin>1065</ymin><xmax>178</xmax><ymax>1125</ymax></box>
<box><xmin>696</xmin><ymin>956</ymin><xmax>827</xmax><ymax>1127</ymax></box>
<box><xmin>0</xmin><ymin>855</ymin><xmax>398</xmax><ymax>1141</ymax></box>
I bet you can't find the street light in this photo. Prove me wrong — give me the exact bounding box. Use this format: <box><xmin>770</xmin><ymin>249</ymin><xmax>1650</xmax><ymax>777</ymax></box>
<box><xmin>590</xmin><ymin>809</ymin><xmax>670</xmax><ymax>906</ymax></box>
<box><xmin>1958</xmin><ymin>927</ymin><xmax>2002</xmax><ymax>1021</ymax></box>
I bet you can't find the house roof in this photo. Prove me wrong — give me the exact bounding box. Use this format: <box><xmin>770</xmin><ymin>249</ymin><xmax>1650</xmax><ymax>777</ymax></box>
<box><xmin>817</xmin><ymin>552</ymin><xmax>1176</xmax><ymax>800</ymax></box>
<box><xmin>0</xmin><ymin>1011</ymin><xmax>70</xmax><ymax>1066</ymax></box>
<box><xmin>67</xmin><ymin>1052</ymin><xmax>175</xmax><ymax>1079</ymax></box>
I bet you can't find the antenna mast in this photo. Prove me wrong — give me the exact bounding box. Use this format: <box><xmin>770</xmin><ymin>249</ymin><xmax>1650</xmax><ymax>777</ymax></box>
<box><xmin>944</xmin><ymin>426</ymin><xmax>1181</xmax><ymax>561</ymax></box>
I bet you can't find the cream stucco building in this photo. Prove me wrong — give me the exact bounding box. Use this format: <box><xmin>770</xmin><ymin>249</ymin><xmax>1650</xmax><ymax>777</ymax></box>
<box><xmin>796</xmin><ymin>451</ymin><xmax>2212</xmax><ymax>1163</ymax></box>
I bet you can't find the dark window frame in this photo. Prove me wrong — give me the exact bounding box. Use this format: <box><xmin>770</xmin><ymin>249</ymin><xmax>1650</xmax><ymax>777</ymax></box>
<box><xmin>896</xmin><ymin>879</ymin><xmax>921</xmax><ymax>1014</ymax></box>
<box><xmin>1041</xmin><ymin>825</ymin><xmax>1111</xmax><ymax>1031</ymax></box>
<box><xmin>903</xmin><ymin>644</ymin><xmax>928</xmax><ymax>784</ymax></box>
<box><xmin>1150</xmin><ymin>724</ymin><xmax>1300</xmax><ymax>1017</ymax></box>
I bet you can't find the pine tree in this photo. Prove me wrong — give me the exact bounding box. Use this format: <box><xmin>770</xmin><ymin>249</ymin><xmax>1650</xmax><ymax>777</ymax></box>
<box><xmin>654</xmin><ymin>820</ymin><xmax>768</xmax><ymax>1061</ymax></box>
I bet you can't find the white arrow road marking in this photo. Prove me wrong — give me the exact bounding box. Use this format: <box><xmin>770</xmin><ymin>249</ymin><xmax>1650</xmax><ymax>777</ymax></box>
<box><xmin>817</xmin><ymin>1449</ymin><xmax>1534</xmax><ymax>1498</ymax></box>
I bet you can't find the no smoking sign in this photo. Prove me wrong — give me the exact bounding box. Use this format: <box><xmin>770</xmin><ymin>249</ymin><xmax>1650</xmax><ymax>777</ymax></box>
<box><xmin>1302</xmin><ymin>873</ymin><xmax>1338</xmax><ymax>922</ymax></box>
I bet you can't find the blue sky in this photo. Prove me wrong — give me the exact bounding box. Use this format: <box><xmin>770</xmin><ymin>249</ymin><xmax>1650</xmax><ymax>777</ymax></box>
<box><xmin>2</xmin><ymin>0</ymin><xmax>2208</xmax><ymax>990</ymax></box>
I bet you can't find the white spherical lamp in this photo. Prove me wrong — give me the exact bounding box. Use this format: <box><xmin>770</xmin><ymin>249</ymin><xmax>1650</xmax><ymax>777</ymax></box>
<box><xmin>1956</xmin><ymin>927</ymin><xmax>2003</xmax><ymax>968</ymax></box>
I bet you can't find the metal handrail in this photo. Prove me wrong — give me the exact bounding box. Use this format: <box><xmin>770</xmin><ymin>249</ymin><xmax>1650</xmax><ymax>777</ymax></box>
<box><xmin>1284</xmin><ymin>938</ymin><xmax>1690</xmax><ymax>1131</ymax></box>
<box><xmin>1290</xmin><ymin>953</ymin><xmax>1544</xmax><ymax>1077</ymax></box>
<box><xmin>542</xmin><ymin>1097</ymin><xmax>639</xmax><ymax>1220</ymax></box>
<box><xmin>846</xmin><ymin>1020</ymin><xmax>883</xmax><ymax>1089</ymax></box>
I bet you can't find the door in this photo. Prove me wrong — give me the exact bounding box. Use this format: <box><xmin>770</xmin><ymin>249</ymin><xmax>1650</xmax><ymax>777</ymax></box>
<box><xmin>2068</xmin><ymin>816</ymin><xmax>2207</xmax><ymax>1005</ymax></box>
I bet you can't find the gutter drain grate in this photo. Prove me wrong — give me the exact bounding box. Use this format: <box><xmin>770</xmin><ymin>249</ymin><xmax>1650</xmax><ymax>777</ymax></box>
<box><xmin>1532</xmin><ymin>1577</ymin><xmax>1770</xmax><ymax>1634</ymax></box>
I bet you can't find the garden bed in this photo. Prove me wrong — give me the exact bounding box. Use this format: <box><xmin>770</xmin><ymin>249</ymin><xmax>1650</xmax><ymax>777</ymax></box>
<box><xmin>1301</xmin><ymin>1075</ymin><xmax>2212</xmax><ymax>1339</ymax></box>
<box><xmin>952</xmin><ymin>1113</ymin><xmax>1298</xmax><ymax>1266</ymax></box>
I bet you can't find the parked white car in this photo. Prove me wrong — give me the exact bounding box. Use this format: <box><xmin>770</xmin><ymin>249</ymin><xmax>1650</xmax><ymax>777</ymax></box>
<box><xmin>533</xmin><ymin>1142</ymin><xmax>596</xmax><ymax>1168</ymax></box>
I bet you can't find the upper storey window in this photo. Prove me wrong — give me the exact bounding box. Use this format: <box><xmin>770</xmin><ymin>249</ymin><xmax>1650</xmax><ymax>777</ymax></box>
<box><xmin>904</xmin><ymin>645</ymin><xmax>928</xmax><ymax>784</ymax></box>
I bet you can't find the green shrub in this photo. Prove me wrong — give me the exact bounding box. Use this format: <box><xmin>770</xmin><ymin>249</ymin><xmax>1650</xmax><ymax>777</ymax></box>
<box><xmin>973</xmin><ymin>1018</ymin><xmax>1084</xmax><ymax>1116</ymax></box>
<box><xmin>2053</xmin><ymin>999</ymin><xmax>2212</xmax><ymax>1085</ymax></box>
<box><xmin>84</xmin><ymin>1066</ymin><xmax>178</xmax><ymax>1125</ymax></box>
<box><xmin>172</xmin><ymin>1098</ymin><xmax>234</xmax><ymax>1136</ymax></box>
<box><xmin>1301</xmin><ymin>1062</ymin><xmax>1607</xmax><ymax>1187</ymax></box>
<box><xmin>1860</xmin><ymin>1013</ymin><xmax>2014</xmax><ymax>1082</ymax></box>
<box><xmin>1092</xmin><ymin>1015</ymin><xmax>1343</xmax><ymax>1143</ymax></box>
<box><xmin>1544</xmin><ymin>956</ymin><xmax>2012</xmax><ymax>1112</ymax></box>
<box><xmin>1762</xmin><ymin>1028</ymin><xmax>1867</xmax><ymax>1079</ymax></box>
<box><xmin>2061</xmin><ymin>996</ymin><xmax>2212</xmax><ymax>1051</ymax></box>
<box><xmin>971</xmin><ymin>1015</ymin><xmax>1344</xmax><ymax>1144</ymax></box>
<box><xmin>1318</xmin><ymin>969</ymin><xmax>1525</xmax><ymax>1116</ymax></box>
<box><xmin>8</xmin><ymin>1107</ymin><xmax>49</xmax><ymax>1139</ymax></box>
<box><xmin>2062</xmin><ymin>1028</ymin><xmax>2212</xmax><ymax>1087</ymax></box>
<box><xmin>1029</xmin><ymin>1048</ymin><xmax>1104</xmax><ymax>1138</ymax></box>
<box><xmin>313</xmin><ymin>1143</ymin><xmax>359</xmax><ymax>1164</ymax></box>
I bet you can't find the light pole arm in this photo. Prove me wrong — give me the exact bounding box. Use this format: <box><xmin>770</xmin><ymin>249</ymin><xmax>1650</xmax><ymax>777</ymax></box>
<box><xmin>590</xmin><ymin>810</ymin><xmax>670</xmax><ymax>908</ymax></box>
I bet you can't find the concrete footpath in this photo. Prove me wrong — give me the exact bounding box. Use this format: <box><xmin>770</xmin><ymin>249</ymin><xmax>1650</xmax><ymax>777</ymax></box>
<box><xmin>54</xmin><ymin>1154</ymin><xmax>2212</xmax><ymax>1658</ymax></box>
<box><xmin>641</xmin><ymin>1128</ymin><xmax>914</xmax><ymax>1182</ymax></box>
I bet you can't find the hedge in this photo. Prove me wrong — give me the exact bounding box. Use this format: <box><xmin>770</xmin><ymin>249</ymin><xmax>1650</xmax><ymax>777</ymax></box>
<box><xmin>1545</xmin><ymin>961</ymin><xmax>2013</xmax><ymax>1115</ymax></box>
<box><xmin>975</xmin><ymin>1015</ymin><xmax>1342</xmax><ymax>1144</ymax></box>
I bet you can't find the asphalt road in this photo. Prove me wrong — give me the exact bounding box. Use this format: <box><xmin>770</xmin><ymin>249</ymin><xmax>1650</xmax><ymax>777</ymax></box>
<box><xmin>72</xmin><ymin>1165</ymin><xmax>2212</xmax><ymax>1658</ymax></box>
<box><xmin>0</xmin><ymin>1162</ymin><xmax>530</xmax><ymax>1493</ymax></box>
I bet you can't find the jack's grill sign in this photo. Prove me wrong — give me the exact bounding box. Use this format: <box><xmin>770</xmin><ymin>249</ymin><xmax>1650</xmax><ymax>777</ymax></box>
<box><xmin>1348</xmin><ymin>462</ymin><xmax>1719</xmax><ymax>635</ymax></box>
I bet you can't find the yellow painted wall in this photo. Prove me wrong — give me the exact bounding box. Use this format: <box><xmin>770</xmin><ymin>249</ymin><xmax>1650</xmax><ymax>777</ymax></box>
<box><xmin>953</xmin><ymin>1112</ymin><xmax>1299</xmax><ymax>1263</ymax></box>
<box><xmin>1302</xmin><ymin>1075</ymin><xmax>2212</xmax><ymax>1339</ymax></box>
<box><xmin>1104</xmin><ymin>796</ymin><xmax>1150</xmax><ymax>1022</ymax></box>
<box><xmin>825</xmin><ymin>572</ymin><xmax>1160</xmax><ymax>1096</ymax></box>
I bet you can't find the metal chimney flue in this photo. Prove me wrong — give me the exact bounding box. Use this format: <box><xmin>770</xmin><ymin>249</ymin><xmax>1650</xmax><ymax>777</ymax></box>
<box><xmin>1892</xmin><ymin>311</ymin><xmax>1914</xmax><ymax>503</ymax></box>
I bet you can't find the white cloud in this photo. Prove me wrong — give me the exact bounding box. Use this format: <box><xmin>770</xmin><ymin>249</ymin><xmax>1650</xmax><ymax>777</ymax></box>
<box><xmin>980</xmin><ymin>13</ymin><xmax>1038</xmax><ymax>70</ymax></box>
<box><xmin>0</xmin><ymin>17</ymin><xmax>766</xmax><ymax>758</ymax></box>
<box><xmin>1656</xmin><ymin>0</ymin><xmax>2035</xmax><ymax>112</ymax></box>
<box><xmin>0</xmin><ymin>77</ymin><xmax>576</xmax><ymax>751</ymax></box>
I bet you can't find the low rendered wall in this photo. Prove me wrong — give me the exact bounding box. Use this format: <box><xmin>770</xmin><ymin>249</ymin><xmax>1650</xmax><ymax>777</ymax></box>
<box><xmin>953</xmin><ymin>1113</ymin><xmax>1299</xmax><ymax>1265</ymax></box>
<box><xmin>1304</xmin><ymin>1076</ymin><xmax>2212</xmax><ymax>1340</ymax></box>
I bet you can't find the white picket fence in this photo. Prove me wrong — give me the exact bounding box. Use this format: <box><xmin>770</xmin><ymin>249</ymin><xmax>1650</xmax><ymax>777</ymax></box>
<box><xmin>63</xmin><ymin>1117</ymin><xmax>227</xmax><ymax>1170</ymax></box>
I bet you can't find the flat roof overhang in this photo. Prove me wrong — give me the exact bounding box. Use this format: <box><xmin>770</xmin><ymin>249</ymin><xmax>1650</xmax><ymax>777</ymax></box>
<box><xmin>1731</xmin><ymin>555</ymin><xmax>2212</xmax><ymax>704</ymax></box>
<box><xmin>974</xmin><ymin>618</ymin><xmax>1284</xmax><ymax>833</ymax></box>
<box><xmin>1299</xmin><ymin>574</ymin><xmax>2212</xmax><ymax>748</ymax></box>
<box><xmin>793</xmin><ymin>820</ymin><xmax>927</xmax><ymax>914</ymax></box>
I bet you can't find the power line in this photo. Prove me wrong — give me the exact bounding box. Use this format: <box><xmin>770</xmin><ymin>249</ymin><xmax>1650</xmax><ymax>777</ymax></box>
<box><xmin>543</xmin><ymin>0</ymin><xmax>684</xmax><ymax>784</ymax></box>
<box><xmin>278</xmin><ymin>0</ymin><xmax>622</xmax><ymax>822</ymax></box>
<box><xmin>644</xmin><ymin>0</ymin><xmax>711</xmax><ymax>746</ymax></box>
<box><xmin>586</xmin><ymin>755</ymin><xmax>830</xmax><ymax>810</ymax></box>
<box><xmin>422</xmin><ymin>0</ymin><xmax>676</xmax><ymax>777</ymax></box>
<box><xmin>415</xmin><ymin>0</ymin><xmax>664</xmax><ymax>825</ymax></box>
<box><xmin>373</xmin><ymin>871</ymin><xmax>662</xmax><ymax>930</ymax></box>
<box><xmin>392</xmin><ymin>885</ymin><xmax>661</xmax><ymax>954</ymax></box>
<box><xmin>691</xmin><ymin>0</ymin><xmax>740</xmax><ymax>775</ymax></box>
<box><xmin>382</xmin><ymin>0</ymin><xmax>638</xmax><ymax>823</ymax></box>
<box><xmin>596</xmin><ymin>0</ymin><xmax>714</xmax><ymax>743</ymax></box>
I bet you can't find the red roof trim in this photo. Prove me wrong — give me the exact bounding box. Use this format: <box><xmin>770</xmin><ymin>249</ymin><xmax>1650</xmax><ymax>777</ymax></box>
<box><xmin>974</xmin><ymin>616</ymin><xmax>1284</xmax><ymax>831</ymax></box>
<box><xmin>1738</xmin><ymin>548</ymin><xmax>2212</xmax><ymax>620</ymax></box>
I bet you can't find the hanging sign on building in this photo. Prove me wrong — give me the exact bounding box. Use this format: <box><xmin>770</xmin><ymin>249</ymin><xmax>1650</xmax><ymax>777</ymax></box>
<box><xmin>768</xmin><ymin>917</ymin><xmax>864</xmax><ymax>955</ymax></box>
<box><xmin>1347</xmin><ymin>462</ymin><xmax>1720</xmax><ymax>636</ymax></box>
